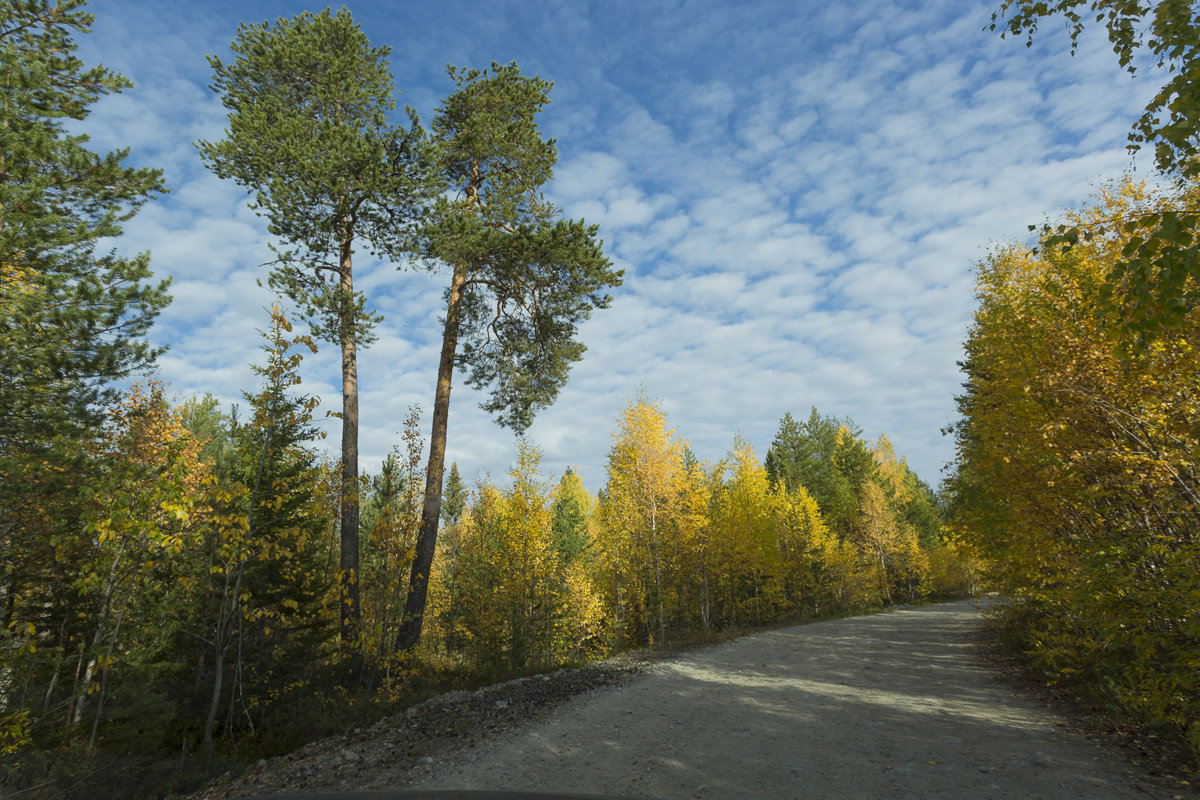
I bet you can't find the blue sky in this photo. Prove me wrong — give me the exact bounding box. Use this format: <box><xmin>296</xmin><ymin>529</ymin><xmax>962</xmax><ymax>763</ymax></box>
<box><xmin>75</xmin><ymin>0</ymin><xmax>1157</xmax><ymax>492</ymax></box>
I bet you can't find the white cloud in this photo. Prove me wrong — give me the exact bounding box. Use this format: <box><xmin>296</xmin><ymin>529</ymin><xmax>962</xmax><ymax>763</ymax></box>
<box><xmin>68</xmin><ymin>0</ymin><xmax>1163</xmax><ymax>493</ymax></box>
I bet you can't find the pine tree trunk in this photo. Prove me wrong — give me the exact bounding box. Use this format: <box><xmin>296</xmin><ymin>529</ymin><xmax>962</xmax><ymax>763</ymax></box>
<box><xmin>395</xmin><ymin>263</ymin><xmax>466</xmax><ymax>652</ymax></box>
<box><xmin>339</xmin><ymin>232</ymin><xmax>361</xmax><ymax>646</ymax></box>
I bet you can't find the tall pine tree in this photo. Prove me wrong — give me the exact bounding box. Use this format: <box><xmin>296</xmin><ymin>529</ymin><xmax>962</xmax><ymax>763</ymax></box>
<box><xmin>396</xmin><ymin>62</ymin><xmax>622</xmax><ymax>651</ymax></box>
<box><xmin>197</xmin><ymin>9</ymin><xmax>433</xmax><ymax>644</ymax></box>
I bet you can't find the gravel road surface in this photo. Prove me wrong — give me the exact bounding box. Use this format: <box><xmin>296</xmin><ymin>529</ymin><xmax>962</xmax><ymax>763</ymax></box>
<box><xmin>211</xmin><ymin>600</ymin><xmax>1181</xmax><ymax>800</ymax></box>
<box><xmin>403</xmin><ymin>600</ymin><xmax>1171</xmax><ymax>799</ymax></box>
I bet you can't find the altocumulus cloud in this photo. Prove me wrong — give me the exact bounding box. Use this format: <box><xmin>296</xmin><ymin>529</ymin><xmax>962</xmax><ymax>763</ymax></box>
<box><xmin>77</xmin><ymin>0</ymin><xmax>1158</xmax><ymax>492</ymax></box>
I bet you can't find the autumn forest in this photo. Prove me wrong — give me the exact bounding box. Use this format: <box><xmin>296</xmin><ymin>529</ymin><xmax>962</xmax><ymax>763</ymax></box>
<box><xmin>3</xmin><ymin>0</ymin><xmax>1200</xmax><ymax>797</ymax></box>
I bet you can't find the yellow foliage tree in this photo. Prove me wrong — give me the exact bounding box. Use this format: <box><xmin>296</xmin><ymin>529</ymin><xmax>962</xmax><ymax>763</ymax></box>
<box><xmin>597</xmin><ymin>399</ymin><xmax>695</xmax><ymax>645</ymax></box>
<box><xmin>75</xmin><ymin>382</ymin><xmax>208</xmax><ymax>754</ymax></box>
<box><xmin>853</xmin><ymin>480</ymin><xmax>926</xmax><ymax>605</ymax></box>
<box><xmin>705</xmin><ymin>439</ymin><xmax>785</xmax><ymax>627</ymax></box>
<box><xmin>428</xmin><ymin>443</ymin><xmax>604</xmax><ymax>668</ymax></box>
<box><xmin>765</xmin><ymin>480</ymin><xmax>850</xmax><ymax>615</ymax></box>
<box><xmin>951</xmin><ymin>177</ymin><xmax>1200</xmax><ymax>751</ymax></box>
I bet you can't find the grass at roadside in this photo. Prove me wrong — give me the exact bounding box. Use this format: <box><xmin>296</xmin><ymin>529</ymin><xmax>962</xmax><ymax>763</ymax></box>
<box><xmin>980</xmin><ymin>612</ymin><xmax>1200</xmax><ymax>798</ymax></box>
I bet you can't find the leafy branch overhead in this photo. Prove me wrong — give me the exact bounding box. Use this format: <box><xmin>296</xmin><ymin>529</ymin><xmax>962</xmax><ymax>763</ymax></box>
<box><xmin>992</xmin><ymin>1</ymin><xmax>1200</xmax><ymax>342</ymax></box>
<box><xmin>1028</xmin><ymin>183</ymin><xmax>1199</xmax><ymax>342</ymax></box>
<box><xmin>992</xmin><ymin>0</ymin><xmax>1200</xmax><ymax>179</ymax></box>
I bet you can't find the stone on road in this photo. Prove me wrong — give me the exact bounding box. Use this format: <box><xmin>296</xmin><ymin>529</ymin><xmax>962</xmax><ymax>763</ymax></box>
<box><xmin>407</xmin><ymin>600</ymin><xmax>1167</xmax><ymax>799</ymax></box>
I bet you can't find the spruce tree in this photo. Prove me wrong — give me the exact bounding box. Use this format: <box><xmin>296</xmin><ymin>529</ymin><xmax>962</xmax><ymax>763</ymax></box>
<box><xmin>0</xmin><ymin>0</ymin><xmax>170</xmax><ymax>692</ymax></box>
<box><xmin>200</xmin><ymin>306</ymin><xmax>328</xmax><ymax>761</ymax></box>
<box><xmin>0</xmin><ymin>0</ymin><xmax>170</xmax><ymax>456</ymax></box>
<box><xmin>440</xmin><ymin>462</ymin><xmax>467</xmax><ymax>529</ymax></box>
<box><xmin>765</xmin><ymin>408</ymin><xmax>863</xmax><ymax>537</ymax></box>
<box><xmin>551</xmin><ymin>467</ymin><xmax>591</xmax><ymax>565</ymax></box>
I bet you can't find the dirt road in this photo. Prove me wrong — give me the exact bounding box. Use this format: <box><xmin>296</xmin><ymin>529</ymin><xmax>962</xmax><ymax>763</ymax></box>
<box><xmin>399</xmin><ymin>600</ymin><xmax>1171</xmax><ymax>799</ymax></box>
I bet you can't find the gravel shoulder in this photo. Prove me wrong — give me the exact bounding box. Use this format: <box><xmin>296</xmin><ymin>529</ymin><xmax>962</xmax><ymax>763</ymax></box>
<box><xmin>201</xmin><ymin>600</ymin><xmax>1186</xmax><ymax>799</ymax></box>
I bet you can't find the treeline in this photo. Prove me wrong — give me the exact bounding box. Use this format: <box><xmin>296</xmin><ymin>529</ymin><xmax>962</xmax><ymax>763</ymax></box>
<box><xmin>948</xmin><ymin>178</ymin><xmax>1200</xmax><ymax>755</ymax></box>
<box><xmin>418</xmin><ymin>400</ymin><xmax>975</xmax><ymax>669</ymax></box>
<box><xmin>427</xmin><ymin>401</ymin><xmax>976</xmax><ymax>663</ymax></box>
<box><xmin>1</xmin><ymin>311</ymin><xmax>340</xmax><ymax>774</ymax></box>
<box><xmin>2</xmin><ymin>363</ymin><xmax>973</xmax><ymax>794</ymax></box>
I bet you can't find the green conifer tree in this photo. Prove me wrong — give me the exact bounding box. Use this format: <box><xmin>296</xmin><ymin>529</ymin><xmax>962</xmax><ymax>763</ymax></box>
<box><xmin>196</xmin><ymin>9</ymin><xmax>434</xmax><ymax>644</ymax></box>
<box><xmin>396</xmin><ymin>62</ymin><xmax>622</xmax><ymax>651</ymax></box>
<box><xmin>765</xmin><ymin>408</ymin><xmax>861</xmax><ymax>536</ymax></box>
<box><xmin>552</xmin><ymin>467</ymin><xmax>591</xmax><ymax>565</ymax></box>
<box><xmin>200</xmin><ymin>306</ymin><xmax>328</xmax><ymax>761</ymax></box>
<box><xmin>0</xmin><ymin>0</ymin><xmax>170</xmax><ymax>448</ymax></box>
<box><xmin>0</xmin><ymin>4</ymin><xmax>169</xmax><ymax>746</ymax></box>
<box><xmin>440</xmin><ymin>462</ymin><xmax>468</xmax><ymax>529</ymax></box>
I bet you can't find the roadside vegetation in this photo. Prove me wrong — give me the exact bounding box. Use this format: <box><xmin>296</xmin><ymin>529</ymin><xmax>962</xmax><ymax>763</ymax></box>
<box><xmin>952</xmin><ymin>0</ymin><xmax>1200</xmax><ymax>774</ymax></box>
<box><xmin>1</xmin><ymin>362</ymin><xmax>976</xmax><ymax>799</ymax></box>
<box><xmin>948</xmin><ymin>176</ymin><xmax>1200</xmax><ymax>768</ymax></box>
